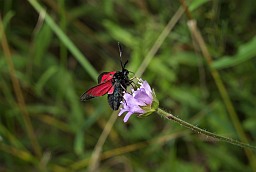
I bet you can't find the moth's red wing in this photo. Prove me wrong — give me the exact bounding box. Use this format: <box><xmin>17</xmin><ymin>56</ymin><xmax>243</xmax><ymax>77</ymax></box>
<box><xmin>80</xmin><ymin>81</ymin><xmax>114</xmax><ymax>101</ymax></box>
<box><xmin>98</xmin><ymin>71</ymin><xmax>116</xmax><ymax>84</ymax></box>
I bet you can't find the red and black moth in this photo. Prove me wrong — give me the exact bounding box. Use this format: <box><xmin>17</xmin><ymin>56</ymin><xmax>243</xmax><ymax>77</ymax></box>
<box><xmin>80</xmin><ymin>43</ymin><xmax>132</xmax><ymax>110</ymax></box>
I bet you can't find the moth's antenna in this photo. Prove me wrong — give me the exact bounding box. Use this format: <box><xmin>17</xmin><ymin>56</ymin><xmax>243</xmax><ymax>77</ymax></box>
<box><xmin>123</xmin><ymin>60</ymin><xmax>128</xmax><ymax>68</ymax></box>
<box><xmin>118</xmin><ymin>42</ymin><xmax>123</xmax><ymax>59</ymax></box>
<box><xmin>118</xmin><ymin>42</ymin><xmax>125</xmax><ymax>69</ymax></box>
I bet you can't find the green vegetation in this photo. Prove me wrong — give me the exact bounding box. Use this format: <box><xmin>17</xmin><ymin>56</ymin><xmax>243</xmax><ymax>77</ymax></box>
<box><xmin>1</xmin><ymin>0</ymin><xmax>256</xmax><ymax>171</ymax></box>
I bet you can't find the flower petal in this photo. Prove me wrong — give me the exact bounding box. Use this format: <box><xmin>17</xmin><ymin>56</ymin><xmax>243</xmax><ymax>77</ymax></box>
<box><xmin>124</xmin><ymin>112</ymin><xmax>133</xmax><ymax>122</ymax></box>
<box><xmin>124</xmin><ymin>94</ymin><xmax>140</xmax><ymax>105</ymax></box>
<box><xmin>142</xmin><ymin>81</ymin><xmax>153</xmax><ymax>99</ymax></box>
<box><xmin>118</xmin><ymin>109</ymin><xmax>127</xmax><ymax>116</ymax></box>
<box><xmin>134</xmin><ymin>89</ymin><xmax>152</xmax><ymax>105</ymax></box>
<box><xmin>123</xmin><ymin>93</ymin><xmax>133</xmax><ymax>101</ymax></box>
<box><xmin>130</xmin><ymin>105</ymin><xmax>145</xmax><ymax>114</ymax></box>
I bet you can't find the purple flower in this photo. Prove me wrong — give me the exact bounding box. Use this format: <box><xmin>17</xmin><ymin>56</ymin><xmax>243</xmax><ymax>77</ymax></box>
<box><xmin>118</xmin><ymin>80</ymin><xmax>159</xmax><ymax>122</ymax></box>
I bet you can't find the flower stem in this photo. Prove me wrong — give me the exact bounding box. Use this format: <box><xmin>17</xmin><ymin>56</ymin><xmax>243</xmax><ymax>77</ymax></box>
<box><xmin>157</xmin><ymin>108</ymin><xmax>256</xmax><ymax>150</ymax></box>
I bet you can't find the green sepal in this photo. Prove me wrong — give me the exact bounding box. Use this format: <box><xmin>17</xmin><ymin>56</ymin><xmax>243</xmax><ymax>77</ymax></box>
<box><xmin>151</xmin><ymin>89</ymin><xmax>159</xmax><ymax>110</ymax></box>
<box><xmin>138</xmin><ymin>109</ymin><xmax>155</xmax><ymax>118</ymax></box>
<box><xmin>138</xmin><ymin>89</ymin><xmax>159</xmax><ymax>118</ymax></box>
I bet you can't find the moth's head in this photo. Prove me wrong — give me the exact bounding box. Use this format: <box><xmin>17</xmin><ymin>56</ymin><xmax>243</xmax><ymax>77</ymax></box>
<box><xmin>122</xmin><ymin>68</ymin><xmax>129</xmax><ymax>76</ymax></box>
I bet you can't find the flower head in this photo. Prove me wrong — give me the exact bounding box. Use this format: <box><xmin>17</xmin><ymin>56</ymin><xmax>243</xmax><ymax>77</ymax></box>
<box><xmin>118</xmin><ymin>80</ymin><xmax>159</xmax><ymax>122</ymax></box>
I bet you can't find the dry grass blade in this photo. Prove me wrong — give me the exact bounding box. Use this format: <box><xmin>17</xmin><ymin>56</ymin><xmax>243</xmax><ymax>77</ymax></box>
<box><xmin>87</xmin><ymin>111</ymin><xmax>118</xmax><ymax>172</ymax></box>
<box><xmin>0</xmin><ymin>143</ymin><xmax>37</xmax><ymax>164</ymax></box>
<box><xmin>187</xmin><ymin>19</ymin><xmax>256</xmax><ymax>172</ymax></box>
<box><xmin>135</xmin><ymin>6</ymin><xmax>184</xmax><ymax>78</ymax></box>
<box><xmin>0</xmin><ymin>17</ymin><xmax>42</xmax><ymax>158</ymax></box>
<box><xmin>71</xmin><ymin>131</ymin><xmax>187</xmax><ymax>170</ymax></box>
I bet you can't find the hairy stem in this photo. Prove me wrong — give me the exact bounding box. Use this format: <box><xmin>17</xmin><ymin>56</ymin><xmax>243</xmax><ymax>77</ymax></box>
<box><xmin>157</xmin><ymin>108</ymin><xmax>256</xmax><ymax>151</ymax></box>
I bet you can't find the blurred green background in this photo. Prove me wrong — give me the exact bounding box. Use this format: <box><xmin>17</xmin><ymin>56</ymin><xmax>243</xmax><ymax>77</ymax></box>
<box><xmin>1</xmin><ymin>0</ymin><xmax>256</xmax><ymax>171</ymax></box>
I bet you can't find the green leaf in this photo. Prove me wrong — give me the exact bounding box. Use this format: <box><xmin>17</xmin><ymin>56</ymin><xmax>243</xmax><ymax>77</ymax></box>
<box><xmin>212</xmin><ymin>36</ymin><xmax>256</xmax><ymax>69</ymax></box>
<box><xmin>189</xmin><ymin>0</ymin><xmax>209</xmax><ymax>11</ymax></box>
<box><xmin>103</xmin><ymin>20</ymin><xmax>136</xmax><ymax>47</ymax></box>
<box><xmin>35</xmin><ymin>65</ymin><xmax>58</xmax><ymax>96</ymax></box>
<box><xmin>33</xmin><ymin>23</ymin><xmax>53</xmax><ymax>65</ymax></box>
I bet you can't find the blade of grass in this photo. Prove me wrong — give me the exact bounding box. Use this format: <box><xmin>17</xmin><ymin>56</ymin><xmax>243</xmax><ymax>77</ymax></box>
<box><xmin>212</xmin><ymin>36</ymin><xmax>256</xmax><ymax>69</ymax></box>
<box><xmin>58</xmin><ymin>0</ymin><xmax>68</xmax><ymax>67</ymax></box>
<box><xmin>0</xmin><ymin>125</ymin><xmax>26</xmax><ymax>150</ymax></box>
<box><xmin>35</xmin><ymin>114</ymin><xmax>71</xmax><ymax>133</ymax></box>
<box><xmin>0</xmin><ymin>143</ymin><xmax>38</xmax><ymax>164</ymax></box>
<box><xmin>28</xmin><ymin>0</ymin><xmax>98</xmax><ymax>81</ymax></box>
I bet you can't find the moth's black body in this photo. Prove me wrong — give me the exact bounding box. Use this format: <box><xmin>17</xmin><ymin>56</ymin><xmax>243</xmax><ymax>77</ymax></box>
<box><xmin>80</xmin><ymin>42</ymin><xmax>132</xmax><ymax>111</ymax></box>
<box><xmin>108</xmin><ymin>69</ymin><xmax>130</xmax><ymax>110</ymax></box>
